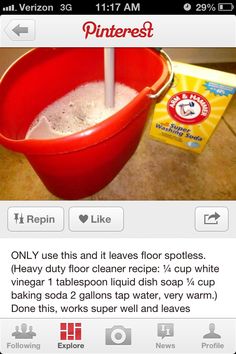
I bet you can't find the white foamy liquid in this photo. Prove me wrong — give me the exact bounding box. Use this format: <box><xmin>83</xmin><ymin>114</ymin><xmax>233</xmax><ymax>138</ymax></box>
<box><xmin>26</xmin><ymin>81</ymin><xmax>138</xmax><ymax>140</ymax></box>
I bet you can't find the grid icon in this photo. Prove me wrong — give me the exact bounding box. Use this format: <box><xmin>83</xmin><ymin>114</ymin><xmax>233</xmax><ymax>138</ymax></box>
<box><xmin>60</xmin><ymin>323</ymin><xmax>82</xmax><ymax>340</ymax></box>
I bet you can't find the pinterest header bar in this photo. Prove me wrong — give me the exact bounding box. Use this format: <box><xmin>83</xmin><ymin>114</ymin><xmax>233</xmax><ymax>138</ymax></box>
<box><xmin>0</xmin><ymin>15</ymin><xmax>235</xmax><ymax>47</ymax></box>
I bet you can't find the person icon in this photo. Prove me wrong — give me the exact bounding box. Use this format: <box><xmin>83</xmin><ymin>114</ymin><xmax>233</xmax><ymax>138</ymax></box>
<box><xmin>28</xmin><ymin>326</ymin><xmax>36</xmax><ymax>339</ymax></box>
<box><xmin>203</xmin><ymin>323</ymin><xmax>221</xmax><ymax>339</ymax></box>
<box><xmin>18</xmin><ymin>323</ymin><xmax>31</xmax><ymax>339</ymax></box>
<box><xmin>12</xmin><ymin>326</ymin><xmax>21</xmax><ymax>339</ymax></box>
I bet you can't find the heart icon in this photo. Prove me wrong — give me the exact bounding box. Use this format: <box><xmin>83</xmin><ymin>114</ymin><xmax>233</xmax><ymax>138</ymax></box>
<box><xmin>79</xmin><ymin>214</ymin><xmax>89</xmax><ymax>223</ymax></box>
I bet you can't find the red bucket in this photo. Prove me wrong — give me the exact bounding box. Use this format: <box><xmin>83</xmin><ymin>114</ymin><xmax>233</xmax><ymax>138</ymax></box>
<box><xmin>0</xmin><ymin>48</ymin><xmax>173</xmax><ymax>199</ymax></box>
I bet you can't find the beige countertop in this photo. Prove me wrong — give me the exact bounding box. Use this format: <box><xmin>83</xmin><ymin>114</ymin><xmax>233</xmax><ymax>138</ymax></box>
<box><xmin>0</xmin><ymin>57</ymin><xmax>236</xmax><ymax>200</ymax></box>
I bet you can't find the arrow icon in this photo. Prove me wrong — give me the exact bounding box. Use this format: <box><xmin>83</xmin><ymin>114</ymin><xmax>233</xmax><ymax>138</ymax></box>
<box><xmin>204</xmin><ymin>212</ymin><xmax>221</xmax><ymax>225</ymax></box>
<box><xmin>208</xmin><ymin>212</ymin><xmax>221</xmax><ymax>221</ymax></box>
<box><xmin>5</xmin><ymin>20</ymin><xmax>35</xmax><ymax>41</ymax></box>
<box><xmin>12</xmin><ymin>24</ymin><xmax>29</xmax><ymax>36</ymax></box>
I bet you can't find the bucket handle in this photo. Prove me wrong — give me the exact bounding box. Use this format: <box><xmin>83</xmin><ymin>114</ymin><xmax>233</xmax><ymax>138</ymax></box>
<box><xmin>148</xmin><ymin>49</ymin><xmax>174</xmax><ymax>100</ymax></box>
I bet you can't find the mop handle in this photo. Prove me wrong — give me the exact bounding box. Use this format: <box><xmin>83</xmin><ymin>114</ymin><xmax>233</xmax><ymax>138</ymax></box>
<box><xmin>104</xmin><ymin>48</ymin><xmax>115</xmax><ymax>108</ymax></box>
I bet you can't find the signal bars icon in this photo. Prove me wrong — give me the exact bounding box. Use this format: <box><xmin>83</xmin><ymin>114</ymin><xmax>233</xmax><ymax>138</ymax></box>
<box><xmin>2</xmin><ymin>4</ymin><xmax>16</xmax><ymax>11</ymax></box>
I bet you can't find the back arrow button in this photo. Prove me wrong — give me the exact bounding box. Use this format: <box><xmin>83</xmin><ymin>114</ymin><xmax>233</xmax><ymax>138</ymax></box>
<box><xmin>4</xmin><ymin>20</ymin><xmax>35</xmax><ymax>41</ymax></box>
<box><xmin>12</xmin><ymin>24</ymin><xmax>29</xmax><ymax>36</ymax></box>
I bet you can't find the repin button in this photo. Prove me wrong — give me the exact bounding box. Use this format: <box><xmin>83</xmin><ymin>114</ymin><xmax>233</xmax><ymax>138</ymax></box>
<box><xmin>8</xmin><ymin>207</ymin><xmax>64</xmax><ymax>232</ymax></box>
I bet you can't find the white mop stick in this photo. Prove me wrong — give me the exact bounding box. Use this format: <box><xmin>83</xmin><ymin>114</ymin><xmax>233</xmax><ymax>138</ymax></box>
<box><xmin>104</xmin><ymin>48</ymin><xmax>115</xmax><ymax>108</ymax></box>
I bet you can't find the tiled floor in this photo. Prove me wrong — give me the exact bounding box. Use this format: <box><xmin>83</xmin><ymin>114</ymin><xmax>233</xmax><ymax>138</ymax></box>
<box><xmin>0</xmin><ymin>58</ymin><xmax>236</xmax><ymax>200</ymax></box>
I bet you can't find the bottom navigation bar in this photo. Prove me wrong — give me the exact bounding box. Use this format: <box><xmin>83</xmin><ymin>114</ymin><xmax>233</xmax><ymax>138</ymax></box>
<box><xmin>0</xmin><ymin>319</ymin><xmax>235</xmax><ymax>353</ymax></box>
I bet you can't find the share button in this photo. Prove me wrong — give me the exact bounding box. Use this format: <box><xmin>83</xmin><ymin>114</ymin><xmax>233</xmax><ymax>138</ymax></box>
<box><xmin>195</xmin><ymin>207</ymin><xmax>229</xmax><ymax>232</ymax></box>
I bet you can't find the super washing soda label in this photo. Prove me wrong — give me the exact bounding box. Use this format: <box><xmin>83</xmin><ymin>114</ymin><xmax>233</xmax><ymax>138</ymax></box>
<box><xmin>150</xmin><ymin>62</ymin><xmax>236</xmax><ymax>153</ymax></box>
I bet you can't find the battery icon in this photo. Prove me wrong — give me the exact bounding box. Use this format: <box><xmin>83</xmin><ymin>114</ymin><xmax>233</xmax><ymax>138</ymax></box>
<box><xmin>218</xmin><ymin>3</ymin><xmax>234</xmax><ymax>11</ymax></box>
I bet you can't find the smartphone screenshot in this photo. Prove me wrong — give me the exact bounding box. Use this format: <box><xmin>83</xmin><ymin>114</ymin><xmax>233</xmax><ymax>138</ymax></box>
<box><xmin>0</xmin><ymin>1</ymin><xmax>236</xmax><ymax>353</ymax></box>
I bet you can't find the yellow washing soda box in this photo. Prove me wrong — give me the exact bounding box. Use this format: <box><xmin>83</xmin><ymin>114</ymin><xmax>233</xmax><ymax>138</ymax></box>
<box><xmin>150</xmin><ymin>62</ymin><xmax>236</xmax><ymax>153</ymax></box>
